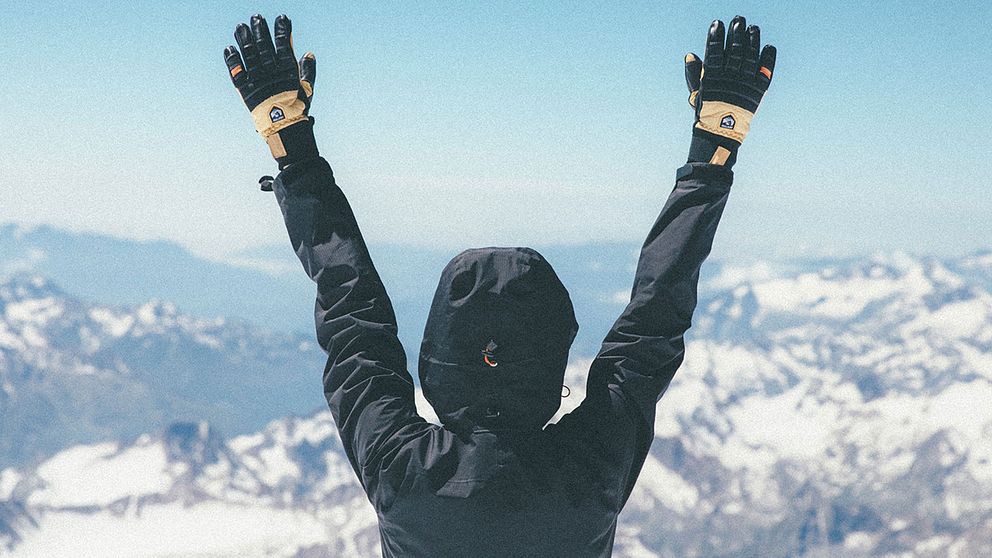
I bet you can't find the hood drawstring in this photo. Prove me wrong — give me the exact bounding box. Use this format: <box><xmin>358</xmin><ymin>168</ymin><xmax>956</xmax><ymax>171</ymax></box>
<box><xmin>482</xmin><ymin>339</ymin><xmax>499</xmax><ymax>367</ymax></box>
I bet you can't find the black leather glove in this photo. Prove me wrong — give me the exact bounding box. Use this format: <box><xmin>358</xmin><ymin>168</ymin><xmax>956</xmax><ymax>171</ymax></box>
<box><xmin>224</xmin><ymin>14</ymin><xmax>318</xmax><ymax>169</ymax></box>
<box><xmin>684</xmin><ymin>15</ymin><xmax>776</xmax><ymax>168</ymax></box>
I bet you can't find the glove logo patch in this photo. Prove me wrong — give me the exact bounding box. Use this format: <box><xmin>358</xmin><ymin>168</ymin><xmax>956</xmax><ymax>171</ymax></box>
<box><xmin>269</xmin><ymin>106</ymin><xmax>286</xmax><ymax>123</ymax></box>
<box><xmin>720</xmin><ymin>114</ymin><xmax>736</xmax><ymax>130</ymax></box>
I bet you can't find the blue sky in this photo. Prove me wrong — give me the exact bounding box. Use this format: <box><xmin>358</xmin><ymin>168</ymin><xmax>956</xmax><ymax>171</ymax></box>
<box><xmin>1</xmin><ymin>1</ymin><xmax>989</xmax><ymax>262</ymax></box>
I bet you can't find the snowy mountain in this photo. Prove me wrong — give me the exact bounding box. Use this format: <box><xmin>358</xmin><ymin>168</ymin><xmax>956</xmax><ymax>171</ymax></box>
<box><xmin>0</xmin><ymin>274</ymin><xmax>326</xmax><ymax>467</ymax></box>
<box><xmin>3</xmin><ymin>252</ymin><xmax>992</xmax><ymax>557</ymax></box>
<box><xmin>625</xmin><ymin>253</ymin><xmax>992</xmax><ymax>557</ymax></box>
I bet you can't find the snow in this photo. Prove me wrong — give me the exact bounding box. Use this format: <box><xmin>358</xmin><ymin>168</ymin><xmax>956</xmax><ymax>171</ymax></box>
<box><xmin>76</xmin><ymin>325</ymin><xmax>102</xmax><ymax>353</ymax></box>
<box><xmin>612</xmin><ymin>526</ymin><xmax>665</xmax><ymax>558</ymax></box>
<box><xmin>750</xmin><ymin>263</ymin><xmax>934</xmax><ymax>320</ymax></box>
<box><xmin>843</xmin><ymin>379</ymin><xmax>992</xmax><ymax>484</ymax></box>
<box><xmin>843</xmin><ymin>531</ymin><xmax>875</xmax><ymax>552</ymax></box>
<box><xmin>867</xmin><ymin>380</ymin><xmax>992</xmax><ymax>448</ymax></box>
<box><xmin>928</xmin><ymin>262</ymin><xmax>966</xmax><ymax>288</ymax></box>
<box><xmin>0</xmin><ymin>468</ymin><xmax>21</xmax><ymax>500</ymax></box>
<box><xmin>0</xmin><ymin>322</ymin><xmax>27</xmax><ymax>351</ymax></box>
<box><xmin>4</xmin><ymin>297</ymin><xmax>63</xmax><ymax>325</ymax></box>
<box><xmin>286</xmin><ymin>413</ymin><xmax>337</xmax><ymax>446</ymax></box>
<box><xmin>255</xmin><ymin>445</ymin><xmax>301</xmax><ymax>486</ymax></box>
<box><xmin>10</xmin><ymin>502</ymin><xmax>331</xmax><ymax>558</ymax></box>
<box><xmin>137</xmin><ymin>303</ymin><xmax>158</xmax><ymax>324</ymax></box>
<box><xmin>193</xmin><ymin>332</ymin><xmax>222</xmax><ymax>349</ymax></box>
<box><xmin>787</xmin><ymin>342</ymin><xmax>817</xmax><ymax>362</ymax></box>
<box><xmin>634</xmin><ymin>456</ymin><xmax>699</xmax><ymax>513</ymax></box>
<box><xmin>959</xmin><ymin>343</ymin><xmax>992</xmax><ymax>375</ymax></box>
<box><xmin>70</xmin><ymin>362</ymin><xmax>100</xmax><ymax>376</ymax></box>
<box><xmin>19</xmin><ymin>325</ymin><xmax>46</xmax><ymax>348</ymax></box>
<box><xmin>89</xmin><ymin>308</ymin><xmax>135</xmax><ymax>337</ymax></box>
<box><xmin>549</xmin><ymin>359</ymin><xmax>593</xmax><ymax>424</ymax></box>
<box><xmin>228</xmin><ymin>432</ymin><xmax>266</xmax><ymax>454</ymax></box>
<box><xmin>136</xmin><ymin>301</ymin><xmax>177</xmax><ymax>325</ymax></box>
<box><xmin>29</xmin><ymin>440</ymin><xmax>172</xmax><ymax>508</ymax></box>
<box><xmin>319</xmin><ymin>453</ymin><xmax>358</xmax><ymax>494</ymax></box>
<box><xmin>701</xmin><ymin>342</ymin><xmax>786</xmax><ymax>395</ymax></box>
<box><xmin>848</xmin><ymin>343</ymin><xmax>901</xmax><ymax>368</ymax></box>
<box><xmin>915</xmin><ymin>534</ymin><xmax>954</xmax><ymax>554</ymax></box>
<box><xmin>321</xmin><ymin>497</ymin><xmax>377</xmax><ymax>553</ymax></box>
<box><xmin>718</xmin><ymin>382</ymin><xmax>842</xmax><ymax>471</ymax></box>
<box><xmin>961</xmin><ymin>252</ymin><xmax>992</xmax><ymax>269</ymax></box>
<box><xmin>900</xmin><ymin>298</ymin><xmax>991</xmax><ymax>339</ymax></box>
<box><xmin>5</xmin><ymin>252</ymin><xmax>992</xmax><ymax>557</ymax></box>
<box><xmin>924</xmin><ymin>381</ymin><xmax>992</xmax><ymax>457</ymax></box>
<box><xmin>949</xmin><ymin>536</ymin><xmax>978</xmax><ymax>558</ymax></box>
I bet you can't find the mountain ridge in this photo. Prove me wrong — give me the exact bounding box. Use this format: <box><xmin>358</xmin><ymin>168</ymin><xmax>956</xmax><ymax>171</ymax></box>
<box><xmin>3</xmin><ymin>250</ymin><xmax>992</xmax><ymax>556</ymax></box>
<box><xmin>0</xmin><ymin>273</ymin><xmax>326</xmax><ymax>467</ymax></box>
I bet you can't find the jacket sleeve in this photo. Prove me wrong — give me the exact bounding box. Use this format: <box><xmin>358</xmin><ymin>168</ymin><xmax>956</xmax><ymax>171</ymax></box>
<box><xmin>557</xmin><ymin>162</ymin><xmax>733</xmax><ymax>504</ymax></box>
<box><xmin>272</xmin><ymin>157</ymin><xmax>432</xmax><ymax>491</ymax></box>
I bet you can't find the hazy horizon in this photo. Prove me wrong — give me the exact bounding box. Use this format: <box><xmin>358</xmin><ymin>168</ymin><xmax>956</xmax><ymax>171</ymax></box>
<box><xmin>2</xmin><ymin>219</ymin><xmax>990</xmax><ymax>273</ymax></box>
<box><xmin>3</xmin><ymin>1</ymin><xmax>990</xmax><ymax>262</ymax></box>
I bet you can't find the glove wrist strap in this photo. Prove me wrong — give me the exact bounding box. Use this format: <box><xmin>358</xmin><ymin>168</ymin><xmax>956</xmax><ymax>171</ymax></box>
<box><xmin>688</xmin><ymin>128</ymin><xmax>739</xmax><ymax>169</ymax></box>
<box><xmin>269</xmin><ymin>117</ymin><xmax>320</xmax><ymax>170</ymax></box>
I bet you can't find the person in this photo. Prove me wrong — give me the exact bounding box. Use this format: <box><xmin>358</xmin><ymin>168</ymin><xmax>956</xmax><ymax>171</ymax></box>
<box><xmin>224</xmin><ymin>13</ymin><xmax>775</xmax><ymax>557</ymax></box>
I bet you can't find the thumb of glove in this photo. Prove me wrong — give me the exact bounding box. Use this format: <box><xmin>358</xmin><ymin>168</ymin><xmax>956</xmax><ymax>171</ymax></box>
<box><xmin>684</xmin><ymin>52</ymin><xmax>702</xmax><ymax>109</ymax></box>
<box><xmin>299</xmin><ymin>52</ymin><xmax>316</xmax><ymax>105</ymax></box>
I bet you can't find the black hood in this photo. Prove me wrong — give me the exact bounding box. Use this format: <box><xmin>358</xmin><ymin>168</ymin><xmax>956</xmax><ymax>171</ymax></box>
<box><xmin>419</xmin><ymin>247</ymin><xmax>578</xmax><ymax>432</ymax></box>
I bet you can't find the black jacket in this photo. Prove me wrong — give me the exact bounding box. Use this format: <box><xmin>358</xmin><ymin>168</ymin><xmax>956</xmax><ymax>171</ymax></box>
<box><xmin>273</xmin><ymin>157</ymin><xmax>732</xmax><ymax>557</ymax></box>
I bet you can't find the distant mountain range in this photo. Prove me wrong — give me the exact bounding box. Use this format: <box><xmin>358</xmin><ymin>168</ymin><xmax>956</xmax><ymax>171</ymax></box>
<box><xmin>0</xmin><ymin>274</ymin><xmax>325</xmax><ymax>467</ymax></box>
<box><xmin>2</xmin><ymin>223</ymin><xmax>992</xmax><ymax>556</ymax></box>
<box><xmin>1</xmin><ymin>222</ymin><xmax>784</xmax><ymax>359</ymax></box>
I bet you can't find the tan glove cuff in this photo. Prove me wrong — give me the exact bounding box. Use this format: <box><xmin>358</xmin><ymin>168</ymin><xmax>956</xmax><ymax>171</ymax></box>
<box><xmin>250</xmin><ymin>90</ymin><xmax>309</xmax><ymax>138</ymax></box>
<box><xmin>694</xmin><ymin>101</ymin><xmax>754</xmax><ymax>144</ymax></box>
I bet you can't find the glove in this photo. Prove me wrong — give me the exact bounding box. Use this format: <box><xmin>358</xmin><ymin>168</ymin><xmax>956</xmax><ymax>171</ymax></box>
<box><xmin>224</xmin><ymin>14</ymin><xmax>318</xmax><ymax>169</ymax></box>
<box><xmin>684</xmin><ymin>15</ymin><xmax>776</xmax><ymax>168</ymax></box>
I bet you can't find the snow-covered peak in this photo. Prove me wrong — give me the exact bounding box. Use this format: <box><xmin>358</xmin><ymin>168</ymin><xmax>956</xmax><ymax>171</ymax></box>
<box><xmin>26</xmin><ymin>439</ymin><xmax>172</xmax><ymax>509</ymax></box>
<box><xmin>4</xmin><ymin>253</ymin><xmax>992</xmax><ymax>557</ymax></box>
<box><xmin>0</xmin><ymin>274</ymin><xmax>322</xmax><ymax>469</ymax></box>
<box><xmin>0</xmin><ymin>275</ymin><xmax>306</xmax><ymax>374</ymax></box>
<box><xmin>960</xmin><ymin>250</ymin><xmax>992</xmax><ymax>271</ymax></box>
<box><xmin>0</xmin><ymin>274</ymin><xmax>63</xmax><ymax>306</ymax></box>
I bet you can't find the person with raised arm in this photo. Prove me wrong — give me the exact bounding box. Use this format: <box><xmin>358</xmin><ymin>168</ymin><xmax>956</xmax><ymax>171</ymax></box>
<box><xmin>223</xmin><ymin>14</ymin><xmax>775</xmax><ymax>557</ymax></box>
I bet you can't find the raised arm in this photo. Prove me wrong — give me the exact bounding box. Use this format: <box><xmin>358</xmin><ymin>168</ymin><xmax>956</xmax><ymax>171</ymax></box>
<box><xmin>223</xmin><ymin>15</ymin><xmax>428</xmax><ymax>488</ymax></box>
<box><xmin>559</xmin><ymin>15</ymin><xmax>776</xmax><ymax>503</ymax></box>
<box><xmin>588</xmin><ymin>162</ymin><xmax>732</xmax><ymax>428</ymax></box>
<box><xmin>273</xmin><ymin>158</ymin><xmax>429</xmax><ymax>482</ymax></box>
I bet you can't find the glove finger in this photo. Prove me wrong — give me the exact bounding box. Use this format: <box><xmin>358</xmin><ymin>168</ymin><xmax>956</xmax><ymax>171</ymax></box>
<box><xmin>224</xmin><ymin>45</ymin><xmax>249</xmax><ymax>90</ymax></box>
<box><xmin>757</xmin><ymin>44</ymin><xmax>776</xmax><ymax>90</ymax></box>
<box><xmin>235</xmin><ymin>22</ymin><xmax>260</xmax><ymax>75</ymax></box>
<box><xmin>703</xmin><ymin>19</ymin><xmax>725</xmax><ymax>70</ymax></box>
<box><xmin>299</xmin><ymin>52</ymin><xmax>316</xmax><ymax>99</ymax></box>
<box><xmin>684</xmin><ymin>52</ymin><xmax>702</xmax><ymax>107</ymax></box>
<box><xmin>299</xmin><ymin>52</ymin><xmax>317</xmax><ymax>88</ymax></box>
<box><xmin>251</xmin><ymin>14</ymin><xmax>277</xmax><ymax>75</ymax></box>
<box><xmin>273</xmin><ymin>14</ymin><xmax>298</xmax><ymax>73</ymax></box>
<box><xmin>742</xmin><ymin>25</ymin><xmax>760</xmax><ymax>78</ymax></box>
<box><xmin>725</xmin><ymin>15</ymin><xmax>746</xmax><ymax>74</ymax></box>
